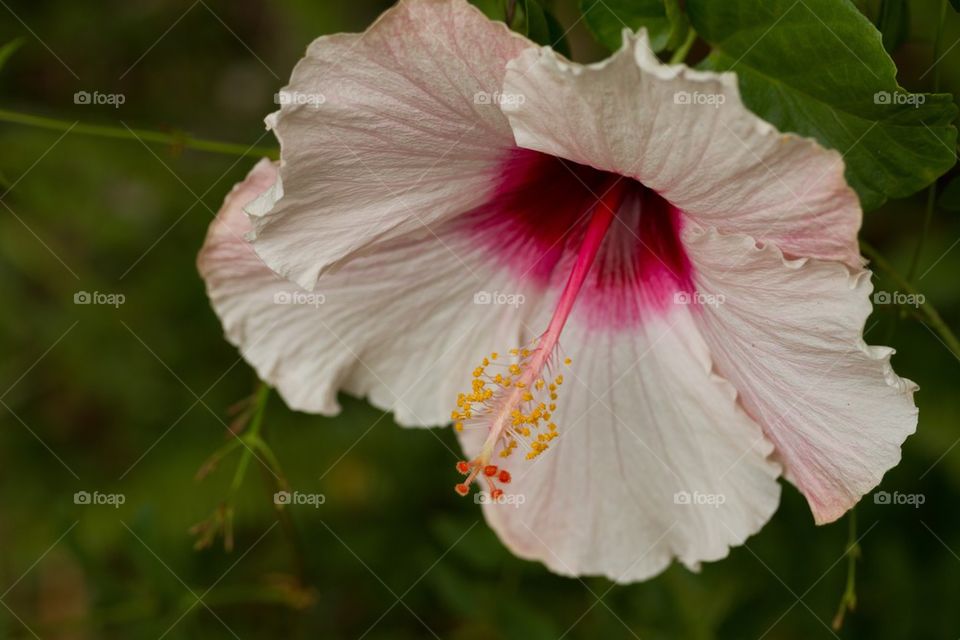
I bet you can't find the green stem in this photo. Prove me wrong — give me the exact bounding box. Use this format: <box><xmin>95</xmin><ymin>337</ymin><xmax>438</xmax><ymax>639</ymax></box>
<box><xmin>669</xmin><ymin>29</ymin><xmax>697</xmax><ymax>65</ymax></box>
<box><xmin>862</xmin><ymin>241</ymin><xmax>960</xmax><ymax>358</ymax></box>
<box><xmin>231</xmin><ymin>385</ymin><xmax>304</xmax><ymax>579</ymax></box>
<box><xmin>832</xmin><ymin>509</ymin><xmax>860</xmax><ymax>630</ymax></box>
<box><xmin>230</xmin><ymin>383</ymin><xmax>272</xmax><ymax>495</ymax></box>
<box><xmin>907</xmin><ymin>181</ymin><xmax>938</xmax><ymax>282</ymax></box>
<box><xmin>0</xmin><ymin>108</ymin><xmax>278</xmax><ymax>159</ymax></box>
<box><xmin>934</xmin><ymin>0</ymin><xmax>948</xmax><ymax>92</ymax></box>
<box><xmin>905</xmin><ymin>0</ymin><xmax>948</xmax><ymax>282</ymax></box>
<box><xmin>257</xmin><ymin>453</ymin><xmax>308</xmax><ymax>582</ymax></box>
<box><xmin>249</xmin><ymin>436</ymin><xmax>289</xmax><ymax>488</ymax></box>
<box><xmin>505</xmin><ymin>0</ymin><xmax>518</xmax><ymax>27</ymax></box>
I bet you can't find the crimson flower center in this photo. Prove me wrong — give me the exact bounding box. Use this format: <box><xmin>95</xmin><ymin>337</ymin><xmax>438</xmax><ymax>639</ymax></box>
<box><xmin>452</xmin><ymin>148</ymin><xmax>695</xmax><ymax>498</ymax></box>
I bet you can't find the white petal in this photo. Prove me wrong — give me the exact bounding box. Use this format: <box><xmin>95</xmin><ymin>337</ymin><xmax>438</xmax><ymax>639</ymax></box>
<box><xmin>685</xmin><ymin>226</ymin><xmax>917</xmax><ymax>524</ymax></box>
<box><xmin>249</xmin><ymin>0</ymin><xmax>533</xmax><ymax>290</ymax></box>
<box><xmin>200</xmin><ymin>161</ymin><xmax>555</xmax><ymax>423</ymax></box>
<box><xmin>458</xmin><ymin>311</ymin><xmax>781</xmax><ymax>583</ymax></box>
<box><xmin>501</xmin><ymin>31</ymin><xmax>861</xmax><ymax>266</ymax></box>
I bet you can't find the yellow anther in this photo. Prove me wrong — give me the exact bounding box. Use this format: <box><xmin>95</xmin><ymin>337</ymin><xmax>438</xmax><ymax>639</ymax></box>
<box><xmin>451</xmin><ymin>343</ymin><xmax>568</xmax><ymax>467</ymax></box>
<box><xmin>564</xmin><ymin>358</ymin><xmax>572</xmax><ymax>365</ymax></box>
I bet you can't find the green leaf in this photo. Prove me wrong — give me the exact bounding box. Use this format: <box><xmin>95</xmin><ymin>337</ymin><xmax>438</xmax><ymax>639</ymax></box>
<box><xmin>469</xmin><ymin>0</ymin><xmax>570</xmax><ymax>56</ymax></box>
<box><xmin>664</xmin><ymin>0</ymin><xmax>692</xmax><ymax>51</ymax></box>
<box><xmin>950</xmin><ymin>0</ymin><xmax>960</xmax><ymax>12</ymax></box>
<box><xmin>939</xmin><ymin>176</ymin><xmax>960</xmax><ymax>211</ymax></box>
<box><xmin>468</xmin><ymin>0</ymin><xmax>506</xmax><ymax>21</ymax></box>
<box><xmin>580</xmin><ymin>0</ymin><xmax>672</xmax><ymax>52</ymax></box>
<box><xmin>543</xmin><ymin>8</ymin><xmax>572</xmax><ymax>57</ymax></box>
<box><xmin>524</xmin><ymin>0</ymin><xmax>551</xmax><ymax>44</ymax></box>
<box><xmin>0</xmin><ymin>37</ymin><xmax>24</xmax><ymax>72</ymax></box>
<box><xmin>876</xmin><ymin>0</ymin><xmax>909</xmax><ymax>53</ymax></box>
<box><xmin>689</xmin><ymin>0</ymin><xmax>958</xmax><ymax>211</ymax></box>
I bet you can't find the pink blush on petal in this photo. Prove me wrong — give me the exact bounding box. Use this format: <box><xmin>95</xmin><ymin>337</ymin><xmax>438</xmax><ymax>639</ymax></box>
<box><xmin>462</xmin><ymin>148</ymin><xmax>695</xmax><ymax>329</ymax></box>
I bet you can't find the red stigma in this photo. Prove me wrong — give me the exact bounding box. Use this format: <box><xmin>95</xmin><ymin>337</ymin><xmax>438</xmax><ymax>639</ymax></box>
<box><xmin>491</xmin><ymin>489</ymin><xmax>504</xmax><ymax>500</ymax></box>
<box><xmin>456</xmin><ymin>461</ymin><xmax>470</xmax><ymax>474</ymax></box>
<box><xmin>498</xmin><ymin>470</ymin><xmax>511</xmax><ymax>483</ymax></box>
<box><xmin>483</xmin><ymin>465</ymin><xmax>498</xmax><ymax>477</ymax></box>
<box><xmin>454</xmin><ymin>483</ymin><xmax>469</xmax><ymax>496</ymax></box>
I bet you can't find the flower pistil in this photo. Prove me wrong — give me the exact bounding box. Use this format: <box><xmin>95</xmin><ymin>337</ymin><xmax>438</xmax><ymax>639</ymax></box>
<box><xmin>453</xmin><ymin>178</ymin><xmax>628</xmax><ymax>496</ymax></box>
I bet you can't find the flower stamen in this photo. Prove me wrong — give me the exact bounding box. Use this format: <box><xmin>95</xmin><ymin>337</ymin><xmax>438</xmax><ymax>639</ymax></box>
<box><xmin>452</xmin><ymin>178</ymin><xmax>628</xmax><ymax>497</ymax></box>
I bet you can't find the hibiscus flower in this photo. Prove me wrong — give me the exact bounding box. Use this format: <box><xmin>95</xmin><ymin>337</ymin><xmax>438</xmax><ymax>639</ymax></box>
<box><xmin>198</xmin><ymin>0</ymin><xmax>917</xmax><ymax>582</ymax></box>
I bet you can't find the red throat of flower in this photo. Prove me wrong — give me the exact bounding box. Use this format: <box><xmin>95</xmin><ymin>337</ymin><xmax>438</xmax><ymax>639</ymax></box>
<box><xmin>453</xmin><ymin>178</ymin><xmax>628</xmax><ymax>498</ymax></box>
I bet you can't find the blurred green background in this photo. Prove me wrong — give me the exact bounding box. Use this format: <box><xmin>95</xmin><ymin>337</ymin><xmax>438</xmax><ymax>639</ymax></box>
<box><xmin>1</xmin><ymin>0</ymin><xmax>959</xmax><ymax>638</ymax></box>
